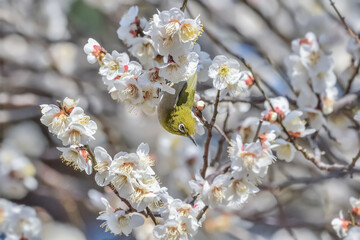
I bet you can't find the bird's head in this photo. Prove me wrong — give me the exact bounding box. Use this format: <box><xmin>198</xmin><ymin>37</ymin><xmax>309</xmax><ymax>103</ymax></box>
<box><xmin>163</xmin><ymin>106</ymin><xmax>197</xmax><ymax>145</ymax></box>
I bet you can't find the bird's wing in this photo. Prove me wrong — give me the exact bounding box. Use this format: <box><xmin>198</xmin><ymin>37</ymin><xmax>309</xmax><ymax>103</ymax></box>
<box><xmin>157</xmin><ymin>81</ymin><xmax>186</xmax><ymax>121</ymax></box>
<box><xmin>176</xmin><ymin>72</ymin><xmax>197</xmax><ymax>108</ymax></box>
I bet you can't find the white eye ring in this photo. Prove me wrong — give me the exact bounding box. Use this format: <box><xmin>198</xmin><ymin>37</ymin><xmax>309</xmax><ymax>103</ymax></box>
<box><xmin>178</xmin><ymin>123</ymin><xmax>185</xmax><ymax>133</ymax></box>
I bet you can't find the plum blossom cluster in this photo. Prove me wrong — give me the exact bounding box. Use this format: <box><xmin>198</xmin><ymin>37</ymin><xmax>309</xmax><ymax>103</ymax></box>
<box><xmin>97</xmin><ymin>197</ymin><xmax>145</xmax><ymax>236</ymax></box>
<box><xmin>263</xmin><ymin>97</ymin><xmax>316</xmax><ymax>162</ymax></box>
<box><xmin>332</xmin><ymin>196</ymin><xmax>360</xmax><ymax>239</ymax></box>
<box><xmin>93</xmin><ymin>143</ymin><xmax>168</xmax><ymax>213</ymax></box>
<box><xmin>153</xmin><ymin>198</ymin><xmax>205</xmax><ymax>239</ymax></box>
<box><xmin>40</xmin><ymin>98</ymin><xmax>206</xmax><ymax>238</ymax></box>
<box><xmin>0</xmin><ymin>147</ymin><xmax>38</xmax><ymax>199</ymax></box>
<box><xmin>236</xmin><ymin>96</ymin><xmax>315</xmax><ymax>162</ymax></box>
<box><xmin>40</xmin><ymin>97</ymin><xmax>97</xmax><ymax>174</ymax></box>
<box><xmin>83</xmin><ymin>6</ymin><xmax>211</xmax><ymax>114</ymax></box>
<box><xmin>285</xmin><ymin>32</ymin><xmax>338</xmax><ymax>114</ymax></box>
<box><xmin>262</xmin><ymin>96</ymin><xmax>316</xmax><ymax>141</ymax></box>
<box><xmin>189</xmin><ymin>132</ymin><xmax>276</xmax><ymax>210</ymax></box>
<box><xmin>0</xmin><ymin>198</ymin><xmax>42</xmax><ymax>240</ymax></box>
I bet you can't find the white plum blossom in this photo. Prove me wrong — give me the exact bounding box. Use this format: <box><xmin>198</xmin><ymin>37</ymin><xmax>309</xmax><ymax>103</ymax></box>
<box><xmin>110</xmin><ymin>151</ymin><xmax>141</xmax><ymax>197</ymax></box>
<box><xmin>262</xmin><ymin>97</ymin><xmax>315</xmax><ymax>138</ymax></box>
<box><xmin>350</xmin><ymin>197</ymin><xmax>360</xmax><ymax>215</ymax></box>
<box><xmin>40</xmin><ymin>103</ymin><xmax>68</xmax><ymax>136</ymax></box>
<box><xmin>332</xmin><ymin>211</ymin><xmax>350</xmax><ymax>238</ymax></box>
<box><xmin>0</xmin><ymin>199</ymin><xmax>42</xmax><ymax>240</ymax></box>
<box><xmin>263</xmin><ymin>96</ymin><xmax>290</xmax><ymax>119</ymax></box>
<box><xmin>100</xmin><ymin>143</ymin><xmax>166</xmax><ymax>212</ymax></box>
<box><xmin>154</xmin><ymin>198</ymin><xmax>203</xmax><ymax>240</ymax></box>
<box><xmin>41</xmin><ymin>98</ymin><xmax>98</xmax><ymax>146</ymax></box>
<box><xmin>303</xmin><ymin>108</ymin><xmax>325</xmax><ymax>130</ymax></box>
<box><xmin>158</xmin><ymin>52</ymin><xmax>199</xmax><ymax>83</ymax></box>
<box><xmin>208</xmin><ymin>55</ymin><xmax>242</xmax><ymax>90</ymax></box>
<box><xmin>58</xmin><ymin>122</ymin><xmax>96</xmax><ymax>146</ymax></box>
<box><xmin>226</xmin><ymin>177</ymin><xmax>259</xmax><ymax>208</ymax></box>
<box><xmin>58</xmin><ymin>145</ymin><xmax>93</xmax><ymax>175</ymax></box>
<box><xmin>97</xmin><ymin>198</ymin><xmax>144</xmax><ymax>236</ymax></box>
<box><xmin>228</xmin><ymin>134</ymin><xmax>275</xmax><ymax>178</ymax></box>
<box><xmin>146</xmin><ymin>8</ymin><xmax>202</xmax><ymax>60</ymax></box>
<box><xmin>0</xmin><ymin>147</ymin><xmax>38</xmax><ymax>199</ymax></box>
<box><xmin>282</xmin><ymin>110</ymin><xmax>316</xmax><ymax>138</ymax></box>
<box><xmin>117</xmin><ymin>6</ymin><xmax>148</xmax><ymax>46</ymax></box>
<box><xmin>129</xmin><ymin>37</ymin><xmax>157</xmax><ymax>69</ymax></box>
<box><xmin>321</xmin><ymin>86</ymin><xmax>338</xmax><ymax>115</ymax></box>
<box><xmin>129</xmin><ymin>179</ymin><xmax>164</xmax><ymax>212</ymax></box>
<box><xmin>94</xmin><ymin>147</ymin><xmax>113</xmax><ymax>186</ymax></box>
<box><xmin>69</xmin><ymin>107</ymin><xmax>97</xmax><ymax>133</ymax></box>
<box><xmin>273</xmin><ymin>138</ymin><xmax>296</xmax><ymax>162</ymax></box>
<box><xmin>112</xmin><ymin>76</ymin><xmax>144</xmax><ymax>105</ymax></box>
<box><xmin>189</xmin><ymin>174</ymin><xmax>230</xmax><ymax>208</ymax></box>
<box><xmin>285</xmin><ymin>32</ymin><xmax>338</xmax><ymax>114</ymax></box>
<box><xmin>310</xmin><ymin>69</ymin><xmax>336</xmax><ymax>93</ymax></box>
<box><xmin>84</xmin><ymin>38</ymin><xmax>106</xmax><ymax>64</ymax></box>
<box><xmin>139</xmin><ymin>68</ymin><xmax>175</xmax><ymax>94</ymax></box>
<box><xmin>40</xmin><ymin>97</ymin><xmax>79</xmax><ymax>136</ymax></box>
<box><xmin>99</xmin><ymin>51</ymin><xmax>131</xmax><ymax>80</ymax></box>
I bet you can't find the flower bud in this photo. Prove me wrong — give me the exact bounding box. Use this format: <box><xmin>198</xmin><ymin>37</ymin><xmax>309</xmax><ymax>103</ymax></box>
<box><xmin>196</xmin><ymin>100</ymin><xmax>206</xmax><ymax>111</ymax></box>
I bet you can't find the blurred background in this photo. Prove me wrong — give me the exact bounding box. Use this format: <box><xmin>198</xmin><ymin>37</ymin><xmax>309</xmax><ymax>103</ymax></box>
<box><xmin>1</xmin><ymin>0</ymin><xmax>360</xmax><ymax>239</ymax></box>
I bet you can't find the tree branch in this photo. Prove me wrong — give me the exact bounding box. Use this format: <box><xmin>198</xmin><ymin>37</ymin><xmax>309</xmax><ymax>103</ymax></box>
<box><xmin>201</xmin><ymin>90</ymin><xmax>221</xmax><ymax>178</ymax></box>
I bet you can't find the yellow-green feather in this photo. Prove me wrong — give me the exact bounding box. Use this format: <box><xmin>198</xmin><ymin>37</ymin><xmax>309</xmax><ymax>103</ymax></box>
<box><xmin>158</xmin><ymin>73</ymin><xmax>197</xmax><ymax>136</ymax></box>
<box><xmin>176</xmin><ymin>72</ymin><xmax>197</xmax><ymax>108</ymax></box>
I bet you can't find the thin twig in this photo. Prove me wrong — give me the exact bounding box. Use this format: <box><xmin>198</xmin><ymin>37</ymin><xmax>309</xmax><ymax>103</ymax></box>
<box><xmin>328</xmin><ymin>0</ymin><xmax>360</xmax><ymax>43</ymax></box>
<box><xmin>253</xmin><ymin>119</ymin><xmax>263</xmax><ymax>142</ymax></box>
<box><xmin>345</xmin><ymin>62</ymin><xmax>360</xmax><ymax>94</ymax></box>
<box><xmin>196</xmin><ymin>206</ymin><xmax>209</xmax><ymax>221</ymax></box>
<box><xmin>201</xmin><ymin>90</ymin><xmax>221</xmax><ymax>178</ymax></box>
<box><xmin>200</xmin><ymin>94</ymin><xmax>265</xmax><ymax>104</ymax></box>
<box><xmin>180</xmin><ymin>0</ymin><xmax>188</xmax><ymax>12</ymax></box>
<box><xmin>348</xmin><ymin>148</ymin><xmax>360</xmax><ymax>171</ymax></box>
<box><xmin>322</xmin><ymin>124</ymin><xmax>339</xmax><ymax>143</ymax></box>
<box><xmin>109</xmin><ymin>184</ymin><xmax>136</xmax><ymax>212</ymax></box>
<box><xmin>146</xmin><ymin>207</ymin><xmax>159</xmax><ymax>225</ymax></box>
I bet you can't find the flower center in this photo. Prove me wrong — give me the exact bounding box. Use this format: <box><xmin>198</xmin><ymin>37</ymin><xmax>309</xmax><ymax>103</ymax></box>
<box><xmin>109</xmin><ymin>61</ymin><xmax>119</xmax><ymax>71</ymax></box>
<box><xmin>165</xmin><ymin>20</ymin><xmax>181</xmax><ymax>37</ymax></box>
<box><xmin>167</xmin><ymin>226</ymin><xmax>180</xmax><ymax>239</ymax></box>
<box><xmin>117</xmin><ymin>215</ymin><xmax>129</xmax><ymax>227</ymax></box>
<box><xmin>121</xmin><ymin>162</ymin><xmax>134</xmax><ymax>174</ymax></box>
<box><xmin>218</xmin><ymin>65</ymin><xmax>229</xmax><ymax>77</ymax></box>
<box><xmin>180</xmin><ymin>23</ymin><xmax>198</xmax><ymax>42</ymax></box>
<box><xmin>212</xmin><ymin>186</ymin><xmax>224</xmax><ymax>203</ymax></box>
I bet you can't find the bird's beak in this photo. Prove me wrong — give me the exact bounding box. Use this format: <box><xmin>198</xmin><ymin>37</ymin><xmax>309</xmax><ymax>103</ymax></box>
<box><xmin>186</xmin><ymin>133</ymin><xmax>197</xmax><ymax>146</ymax></box>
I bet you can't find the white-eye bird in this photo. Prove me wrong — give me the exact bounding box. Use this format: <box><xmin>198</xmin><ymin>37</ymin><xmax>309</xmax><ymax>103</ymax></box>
<box><xmin>157</xmin><ymin>73</ymin><xmax>197</xmax><ymax>145</ymax></box>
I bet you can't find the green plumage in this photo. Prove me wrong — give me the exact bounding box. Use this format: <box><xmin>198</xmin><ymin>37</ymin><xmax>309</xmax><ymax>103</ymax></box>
<box><xmin>157</xmin><ymin>73</ymin><xmax>197</xmax><ymax>137</ymax></box>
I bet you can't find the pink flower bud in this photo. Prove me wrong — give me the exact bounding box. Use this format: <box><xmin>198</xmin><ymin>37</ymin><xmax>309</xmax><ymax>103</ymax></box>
<box><xmin>196</xmin><ymin>101</ymin><xmax>206</xmax><ymax>111</ymax></box>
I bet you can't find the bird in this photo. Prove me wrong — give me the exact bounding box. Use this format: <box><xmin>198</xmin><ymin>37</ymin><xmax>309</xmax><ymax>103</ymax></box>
<box><xmin>157</xmin><ymin>73</ymin><xmax>197</xmax><ymax>145</ymax></box>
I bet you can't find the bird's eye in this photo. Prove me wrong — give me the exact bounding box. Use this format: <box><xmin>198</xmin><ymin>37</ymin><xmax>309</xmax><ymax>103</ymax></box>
<box><xmin>178</xmin><ymin>123</ymin><xmax>185</xmax><ymax>133</ymax></box>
